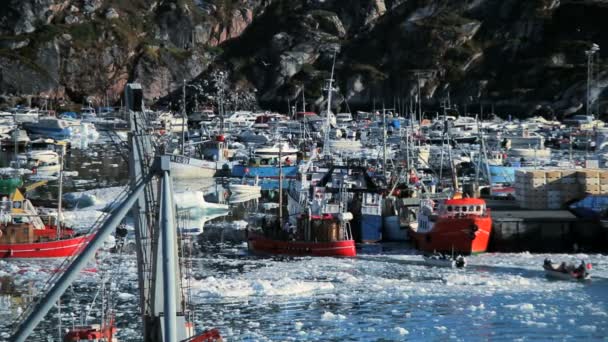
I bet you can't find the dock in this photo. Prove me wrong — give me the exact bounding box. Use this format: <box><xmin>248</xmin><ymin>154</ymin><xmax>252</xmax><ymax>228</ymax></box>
<box><xmin>489</xmin><ymin>210</ymin><xmax>607</xmax><ymax>253</ymax></box>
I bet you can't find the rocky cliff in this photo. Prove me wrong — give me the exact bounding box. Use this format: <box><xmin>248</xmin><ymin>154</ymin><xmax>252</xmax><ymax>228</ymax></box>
<box><xmin>0</xmin><ymin>0</ymin><xmax>269</xmax><ymax>106</ymax></box>
<box><xmin>1</xmin><ymin>0</ymin><xmax>607</xmax><ymax>117</ymax></box>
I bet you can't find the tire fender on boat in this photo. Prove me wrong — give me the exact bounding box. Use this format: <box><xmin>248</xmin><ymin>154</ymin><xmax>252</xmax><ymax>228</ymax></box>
<box><xmin>469</xmin><ymin>224</ymin><xmax>478</xmax><ymax>239</ymax></box>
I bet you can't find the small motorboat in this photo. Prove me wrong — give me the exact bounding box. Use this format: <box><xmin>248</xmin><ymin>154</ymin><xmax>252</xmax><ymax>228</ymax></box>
<box><xmin>422</xmin><ymin>252</ymin><xmax>467</xmax><ymax>268</ymax></box>
<box><xmin>543</xmin><ymin>259</ymin><xmax>591</xmax><ymax>280</ymax></box>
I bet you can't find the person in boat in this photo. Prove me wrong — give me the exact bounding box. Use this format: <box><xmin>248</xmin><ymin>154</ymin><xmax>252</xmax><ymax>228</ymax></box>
<box><xmin>285</xmin><ymin>157</ymin><xmax>291</xmax><ymax>166</ymax></box>
<box><xmin>408</xmin><ymin>169</ymin><xmax>419</xmax><ymax>184</ymax></box>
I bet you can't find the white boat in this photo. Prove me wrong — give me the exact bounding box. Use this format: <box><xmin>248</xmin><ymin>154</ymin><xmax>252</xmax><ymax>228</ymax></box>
<box><xmin>169</xmin><ymin>154</ymin><xmax>218</xmax><ymax>179</ymax></box>
<box><xmin>12</xmin><ymin>150</ymin><xmax>61</xmax><ymax>174</ymax></box>
<box><xmin>335</xmin><ymin>113</ymin><xmax>353</xmax><ymax>124</ymax></box>
<box><xmin>254</xmin><ymin>142</ymin><xmax>298</xmax><ymax>161</ymax></box>
<box><xmin>3</xmin><ymin>108</ymin><xmax>40</xmax><ymax>123</ymax></box>
<box><xmin>224</xmin><ymin>111</ymin><xmax>257</xmax><ymax>127</ymax></box>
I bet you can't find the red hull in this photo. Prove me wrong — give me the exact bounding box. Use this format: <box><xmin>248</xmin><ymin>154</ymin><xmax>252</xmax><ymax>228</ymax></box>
<box><xmin>248</xmin><ymin>232</ymin><xmax>356</xmax><ymax>257</ymax></box>
<box><xmin>0</xmin><ymin>234</ymin><xmax>91</xmax><ymax>258</ymax></box>
<box><xmin>409</xmin><ymin>216</ymin><xmax>492</xmax><ymax>254</ymax></box>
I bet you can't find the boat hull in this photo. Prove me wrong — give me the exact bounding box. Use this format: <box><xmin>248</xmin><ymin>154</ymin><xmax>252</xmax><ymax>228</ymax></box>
<box><xmin>409</xmin><ymin>216</ymin><xmax>492</xmax><ymax>254</ymax></box>
<box><xmin>360</xmin><ymin>214</ymin><xmax>382</xmax><ymax>243</ymax></box>
<box><xmin>0</xmin><ymin>234</ymin><xmax>90</xmax><ymax>258</ymax></box>
<box><xmin>168</xmin><ymin>154</ymin><xmax>220</xmax><ymax>179</ymax></box>
<box><xmin>232</xmin><ymin>165</ymin><xmax>298</xmax><ymax>178</ymax></box>
<box><xmin>247</xmin><ymin>232</ymin><xmax>356</xmax><ymax>257</ymax></box>
<box><xmin>382</xmin><ymin>216</ymin><xmax>409</xmax><ymax>241</ymax></box>
<box><xmin>544</xmin><ymin>269</ymin><xmax>590</xmax><ymax>281</ymax></box>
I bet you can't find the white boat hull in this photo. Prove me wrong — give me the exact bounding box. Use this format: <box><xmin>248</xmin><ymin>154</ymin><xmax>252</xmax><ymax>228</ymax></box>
<box><xmin>169</xmin><ymin>155</ymin><xmax>218</xmax><ymax>179</ymax></box>
<box><xmin>228</xmin><ymin>184</ymin><xmax>261</xmax><ymax>194</ymax></box>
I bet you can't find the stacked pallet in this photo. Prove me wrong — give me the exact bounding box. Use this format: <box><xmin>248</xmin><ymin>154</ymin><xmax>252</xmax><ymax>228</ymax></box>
<box><xmin>515</xmin><ymin>168</ymin><xmax>608</xmax><ymax>209</ymax></box>
<box><xmin>515</xmin><ymin>170</ymin><xmax>548</xmax><ymax>210</ymax></box>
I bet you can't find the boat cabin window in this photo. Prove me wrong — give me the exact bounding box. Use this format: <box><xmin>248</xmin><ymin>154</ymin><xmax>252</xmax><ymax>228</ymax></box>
<box><xmin>446</xmin><ymin>206</ymin><xmax>453</xmax><ymax>212</ymax></box>
<box><xmin>462</xmin><ymin>206</ymin><xmax>468</xmax><ymax>212</ymax></box>
<box><xmin>476</xmin><ymin>205</ymin><xmax>481</xmax><ymax>211</ymax></box>
<box><xmin>454</xmin><ymin>206</ymin><xmax>460</xmax><ymax>212</ymax></box>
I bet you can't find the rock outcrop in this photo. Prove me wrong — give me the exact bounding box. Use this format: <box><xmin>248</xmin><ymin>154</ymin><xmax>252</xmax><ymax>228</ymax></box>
<box><xmin>0</xmin><ymin>0</ymin><xmax>269</xmax><ymax>104</ymax></box>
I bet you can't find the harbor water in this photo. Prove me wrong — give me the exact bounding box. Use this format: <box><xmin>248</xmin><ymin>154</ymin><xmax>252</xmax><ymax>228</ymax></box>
<box><xmin>1</xmin><ymin>246</ymin><xmax>607</xmax><ymax>341</ymax></box>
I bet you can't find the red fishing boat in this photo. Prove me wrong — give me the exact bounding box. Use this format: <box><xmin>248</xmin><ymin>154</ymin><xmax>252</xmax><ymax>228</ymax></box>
<box><xmin>248</xmin><ymin>213</ymin><xmax>356</xmax><ymax>257</ymax></box>
<box><xmin>64</xmin><ymin>322</ymin><xmax>117</xmax><ymax>342</ymax></box>
<box><xmin>408</xmin><ymin>197</ymin><xmax>492</xmax><ymax>254</ymax></box>
<box><xmin>0</xmin><ymin>189</ymin><xmax>91</xmax><ymax>258</ymax></box>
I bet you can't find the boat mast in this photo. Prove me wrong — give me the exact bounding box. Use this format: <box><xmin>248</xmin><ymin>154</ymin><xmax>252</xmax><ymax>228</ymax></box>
<box><xmin>182</xmin><ymin>79</ymin><xmax>186</xmax><ymax>155</ymax></box>
<box><xmin>278</xmin><ymin>144</ymin><xmax>283</xmax><ymax>224</ymax></box>
<box><xmin>302</xmin><ymin>85</ymin><xmax>306</xmax><ymax>112</ymax></box>
<box><xmin>382</xmin><ymin>106</ymin><xmax>387</xmax><ymax>177</ymax></box>
<box><xmin>323</xmin><ymin>50</ymin><xmax>337</xmax><ymax>156</ymax></box>
<box><xmin>56</xmin><ymin>144</ymin><xmax>65</xmax><ymax>238</ymax></box>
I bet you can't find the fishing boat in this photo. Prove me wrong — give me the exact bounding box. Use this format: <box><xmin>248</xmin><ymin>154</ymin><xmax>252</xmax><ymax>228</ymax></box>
<box><xmin>0</xmin><ymin>189</ymin><xmax>90</xmax><ymax>258</ymax></box>
<box><xmin>543</xmin><ymin>259</ymin><xmax>591</xmax><ymax>280</ymax></box>
<box><xmin>248</xmin><ymin>153</ymin><xmax>356</xmax><ymax>257</ymax></box>
<box><xmin>408</xmin><ymin>197</ymin><xmax>492</xmax><ymax>254</ymax></box>
<box><xmin>422</xmin><ymin>252</ymin><xmax>467</xmax><ymax>268</ymax></box>
<box><xmin>247</xmin><ymin>213</ymin><xmax>356</xmax><ymax>257</ymax></box>
<box><xmin>64</xmin><ymin>323</ymin><xmax>117</xmax><ymax>342</ymax></box>
<box><xmin>168</xmin><ymin>154</ymin><xmax>218</xmax><ymax>179</ymax></box>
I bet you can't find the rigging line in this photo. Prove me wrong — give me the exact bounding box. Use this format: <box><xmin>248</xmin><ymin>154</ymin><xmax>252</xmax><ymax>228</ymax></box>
<box><xmin>106</xmin><ymin>130</ymin><xmax>129</xmax><ymax>164</ymax></box>
<box><xmin>12</xmin><ymin>185</ymin><xmax>134</xmax><ymax>328</ymax></box>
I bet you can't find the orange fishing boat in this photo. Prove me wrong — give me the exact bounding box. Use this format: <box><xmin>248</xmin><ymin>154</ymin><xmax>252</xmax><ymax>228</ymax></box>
<box><xmin>408</xmin><ymin>198</ymin><xmax>492</xmax><ymax>254</ymax></box>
